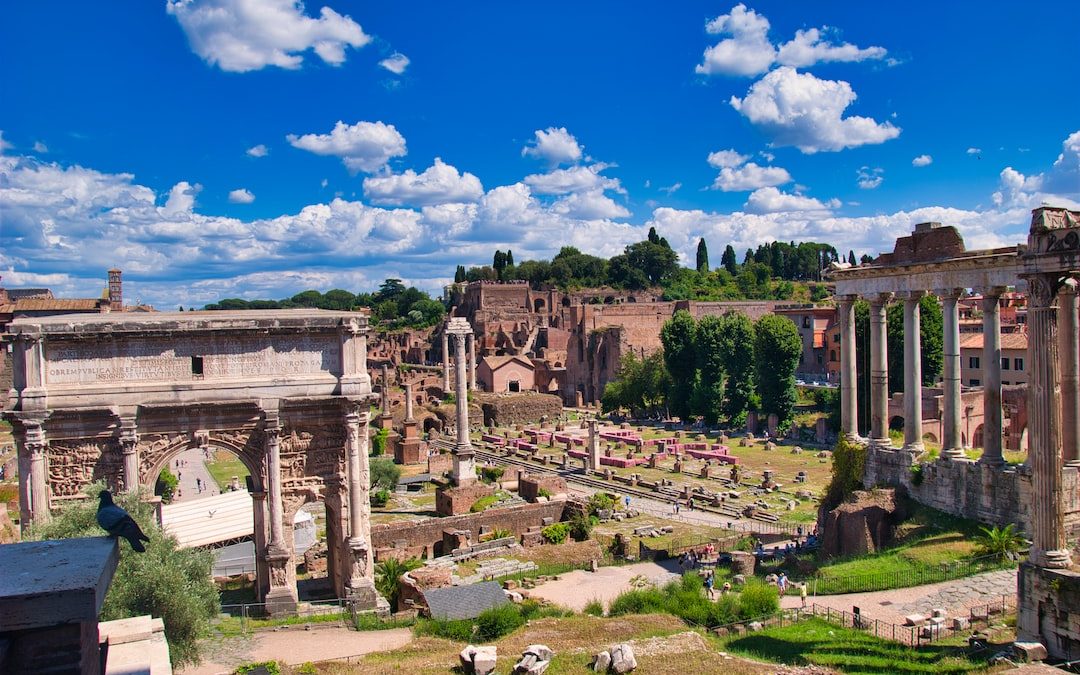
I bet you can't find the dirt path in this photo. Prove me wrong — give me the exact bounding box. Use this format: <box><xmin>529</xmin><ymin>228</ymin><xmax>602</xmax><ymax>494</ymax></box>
<box><xmin>170</xmin><ymin>446</ymin><xmax>220</xmax><ymax>502</ymax></box>
<box><xmin>180</xmin><ymin>626</ymin><xmax>413</xmax><ymax>674</ymax></box>
<box><xmin>528</xmin><ymin>559</ymin><xmax>682</xmax><ymax>611</ymax></box>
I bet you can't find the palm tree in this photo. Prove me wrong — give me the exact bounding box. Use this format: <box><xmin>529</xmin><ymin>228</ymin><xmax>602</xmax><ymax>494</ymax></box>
<box><xmin>375</xmin><ymin>558</ymin><xmax>423</xmax><ymax>610</ymax></box>
<box><xmin>974</xmin><ymin>524</ymin><xmax>1025</xmax><ymax>559</ymax></box>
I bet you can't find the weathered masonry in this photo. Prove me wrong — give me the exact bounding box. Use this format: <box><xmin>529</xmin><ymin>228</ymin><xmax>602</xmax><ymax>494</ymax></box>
<box><xmin>832</xmin><ymin>207</ymin><xmax>1080</xmax><ymax>658</ymax></box>
<box><xmin>3</xmin><ymin>310</ymin><xmax>378</xmax><ymax>615</ymax></box>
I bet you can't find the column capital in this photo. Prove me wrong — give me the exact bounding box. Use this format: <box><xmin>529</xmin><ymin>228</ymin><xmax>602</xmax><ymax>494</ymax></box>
<box><xmin>836</xmin><ymin>294</ymin><xmax>859</xmax><ymax>306</ymax></box>
<box><xmin>935</xmin><ymin>288</ymin><xmax>966</xmax><ymax>300</ymax></box>
<box><xmin>865</xmin><ymin>292</ymin><xmax>893</xmax><ymax>306</ymax></box>
<box><xmin>902</xmin><ymin>290</ymin><xmax>926</xmax><ymax>302</ymax></box>
<box><xmin>1061</xmin><ymin>277</ymin><xmax>1079</xmax><ymax>295</ymax></box>
<box><xmin>978</xmin><ymin>285</ymin><xmax>1008</xmax><ymax>299</ymax></box>
<box><xmin>1021</xmin><ymin>273</ymin><xmax>1060</xmax><ymax>308</ymax></box>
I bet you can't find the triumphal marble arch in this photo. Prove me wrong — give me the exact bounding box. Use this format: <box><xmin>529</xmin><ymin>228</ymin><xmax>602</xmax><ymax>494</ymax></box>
<box><xmin>3</xmin><ymin>310</ymin><xmax>378</xmax><ymax>615</ymax></box>
<box><xmin>832</xmin><ymin>207</ymin><xmax>1080</xmax><ymax>658</ymax></box>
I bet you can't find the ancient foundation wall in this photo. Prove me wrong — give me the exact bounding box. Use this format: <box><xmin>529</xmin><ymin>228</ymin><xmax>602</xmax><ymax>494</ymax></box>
<box><xmin>0</xmin><ymin>349</ymin><xmax>11</xmax><ymax>408</ymax></box>
<box><xmin>371</xmin><ymin>499</ymin><xmax>567</xmax><ymax>561</ymax></box>
<box><xmin>1019</xmin><ymin>564</ymin><xmax>1080</xmax><ymax>659</ymax></box>
<box><xmin>863</xmin><ymin>446</ymin><xmax>1080</xmax><ymax>537</ymax></box>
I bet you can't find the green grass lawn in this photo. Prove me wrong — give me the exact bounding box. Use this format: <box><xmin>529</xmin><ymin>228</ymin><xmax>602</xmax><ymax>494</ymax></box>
<box><xmin>719</xmin><ymin>617</ymin><xmax>991</xmax><ymax>674</ymax></box>
<box><xmin>204</xmin><ymin>450</ymin><xmax>250</xmax><ymax>491</ymax></box>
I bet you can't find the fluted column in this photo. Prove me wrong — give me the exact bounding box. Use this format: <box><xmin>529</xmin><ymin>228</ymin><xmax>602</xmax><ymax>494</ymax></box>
<box><xmin>837</xmin><ymin>295</ymin><xmax>859</xmax><ymax>439</ymax></box>
<box><xmin>1060</xmin><ymin>280</ymin><xmax>1080</xmax><ymax>466</ymax></box>
<box><xmin>26</xmin><ymin>420</ymin><xmax>49</xmax><ymax>523</ymax></box>
<box><xmin>980</xmin><ymin>288</ymin><xmax>1005</xmax><ymax>465</ymax></box>
<box><xmin>869</xmin><ymin>293</ymin><xmax>891</xmax><ymax>446</ymax></box>
<box><xmin>442</xmin><ymin>329</ymin><xmax>451</xmax><ymax>391</ymax></box>
<box><xmin>119</xmin><ymin>413</ymin><xmax>139</xmax><ymax>492</ymax></box>
<box><xmin>468</xmin><ymin>334</ymin><xmax>477</xmax><ymax>391</ymax></box>
<box><xmin>1025</xmin><ymin>273</ymin><xmax>1071</xmax><ymax>569</ymax></box>
<box><xmin>903</xmin><ymin>292</ymin><xmax>925</xmax><ymax>453</ymax></box>
<box><xmin>345</xmin><ymin>410</ymin><xmax>375</xmax><ymax>601</ymax></box>
<box><xmin>450</xmin><ymin>327</ymin><xmax>477</xmax><ymax>485</ymax></box>
<box><xmin>940</xmin><ymin>289</ymin><xmax>965</xmax><ymax>459</ymax></box>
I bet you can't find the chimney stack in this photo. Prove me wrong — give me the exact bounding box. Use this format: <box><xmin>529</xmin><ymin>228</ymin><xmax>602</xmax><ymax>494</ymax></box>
<box><xmin>108</xmin><ymin>268</ymin><xmax>123</xmax><ymax>310</ymax></box>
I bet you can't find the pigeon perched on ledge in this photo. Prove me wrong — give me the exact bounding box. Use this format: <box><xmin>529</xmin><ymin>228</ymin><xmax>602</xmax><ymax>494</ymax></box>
<box><xmin>97</xmin><ymin>490</ymin><xmax>150</xmax><ymax>552</ymax></box>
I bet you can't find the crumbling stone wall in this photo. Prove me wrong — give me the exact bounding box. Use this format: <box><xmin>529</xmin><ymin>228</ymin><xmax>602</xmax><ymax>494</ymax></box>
<box><xmin>819</xmin><ymin>488</ymin><xmax>904</xmax><ymax>557</ymax></box>
<box><xmin>860</xmin><ymin>445</ymin><xmax>1076</xmax><ymax>536</ymax></box>
<box><xmin>435</xmin><ymin>483</ymin><xmax>494</xmax><ymax>516</ymax></box>
<box><xmin>0</xmin><ymin>349</ymin><xmax>11</xmax><ymax>408</ymax></box>
<box><xmin>518</xmin><ymin>475</ymin><xmax>568</xmax><ymax>502</ymax></box>
<box><xmin>371</xmin><ymin>499</ymin><xmax>567</xmax><ymax>561</ymax></box>
<box><xmin>478</xmin><ymin>392</ymin><xmax>562</xmax><ymax>427</ymax></box>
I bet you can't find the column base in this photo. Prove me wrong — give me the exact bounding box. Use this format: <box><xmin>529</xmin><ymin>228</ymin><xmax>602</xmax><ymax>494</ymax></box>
<box><xmin>869</xmin><ymin>437</ymin><xmax>893</xmax><ymax>450</ymax></box>
<box><xmin>978</xmin><ymin>454</ymin><xmax>1007</xmax><ymax>467</ymax></box>
<box><xmin>1038</xmin><ymin>549</ymin><xmax>1074</xmax><ymax>569</ymax></box>
<box><xmin>902</xmin><ymin>442</ymin><xmax>924</xmax><ymax>454</ymax></box>
<box><xmin>346</xmin><ymin>577</ymin><xmax>378</xmax><ymax>611</ymax></box>
<box><xmin>265</xmin><ymin>586</ymin><xmax>298</xmax><ymax>616</ymax></box>
<box><xmin>940</xmin><ymin>447</ymin><xmax>967</xmax><ymax>461</ymax></box>
<box><xmin>1066</xmin><ymin>460</ymin><xmax>1080</xmax><ymax>469</ymax></box>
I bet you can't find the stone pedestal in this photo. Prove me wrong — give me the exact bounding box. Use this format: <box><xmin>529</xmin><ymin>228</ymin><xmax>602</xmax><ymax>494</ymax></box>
<box><xmin>265</xmin><ymin>550</ymin><xmax>299</xmax><ymax>616</ymax></box>
<box><xmin>1018</xmin><ymin>563</ymin><xmax>1080</xmax><ymax>659</ymax></box>
<box><xmin>435</xmin><ymin>483</ymin><xmax>495</xmax><ymax>516</ymax></box>
<box><xmin>395</xmin><ymin>421</ymin><xmax>424</xmax><ymax>465</ymax></box>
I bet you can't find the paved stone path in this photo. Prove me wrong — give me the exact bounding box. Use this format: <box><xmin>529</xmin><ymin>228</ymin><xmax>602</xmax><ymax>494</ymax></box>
<box><xmin>781</xmin><ymin>568</ymin><xmax>1016</xmax><ymax>625</ymax></box>
<box><xmin>528</xmin><ymin>559</ymin><xmax>682</xmax><ymax>611</ymax></box>
<box><xmin>170</xmin><ymin>446</ymin><xmax>220</xmax><ymax>503</ymax></box>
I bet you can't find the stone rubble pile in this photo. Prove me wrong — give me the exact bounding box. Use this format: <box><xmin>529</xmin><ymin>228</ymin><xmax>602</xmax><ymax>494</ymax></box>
<box><xmin>593</xmin><ymin>642</ymin><xmax>637</xmax><ymax>673</ymax></box>
<box><xmin>513</xmin><ymin>643</ymin><xmax>554</xmax><ymax>674</ymax></box>
<box><xmin>459</xmin><ymin>644</ymin><xmax>498</xmax><ymax>675</ymax></box>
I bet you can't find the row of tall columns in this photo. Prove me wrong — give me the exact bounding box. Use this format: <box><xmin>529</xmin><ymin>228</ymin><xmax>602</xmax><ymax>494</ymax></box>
<box><xmin>840</xmin><ymin>288</ymin><xmax>1008</xmax><ymax>461</ymax></box>
<box><xmin>440</xmin><ymin>326</ymin><xmax>476</xmax><ymax>392</ymax></box>
<box><xmin>1024</xmin><ymin>274</ymin><xmax>1072</xmax><ymax>569</ymax></box>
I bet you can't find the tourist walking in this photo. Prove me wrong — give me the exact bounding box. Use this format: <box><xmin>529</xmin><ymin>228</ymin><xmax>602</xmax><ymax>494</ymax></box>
<box><xmin>705</xmin><ymin>570</ymin><xmax>715</xmax><ymax>599</ymax></box>
<box><xmin>800</xmin><ymin>582</ymin><xmax>808</xmax><ymax>608</ymax></box>
<box><xmin>777</xmin><ymin>572</ymin><xmax>788</xmax><ymax>595</ymax></box>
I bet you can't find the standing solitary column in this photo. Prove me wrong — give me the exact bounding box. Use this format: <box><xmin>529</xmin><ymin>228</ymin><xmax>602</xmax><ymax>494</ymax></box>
<box><xmin>587</xmin><ymin>419</ymin><xmax>600</xmax><ymax>472</ymax></box>
<box><xmin>869</xmin><ymin>294</ymin><xmax>891</xmax><ymax>446</ymax></box>
<box><xmin>265</xmin><ymin>420</ymin><xmax>286</xmax><ymax>553</ymax></box>
<box><xmin>1025</xmin><ymin>274</ymin><xmax>1071</xmax><ymax>568</ymax></box>
<box><xmin>448</xmin><ymin>319</ymin><xmax>477</xmax><ymax>485</ymax></box>
<box><xmin>941</xmin><ymin>290</ymin><xmax>964</xmax><ymax>459</ymax></box>
<box><xmin>442</xmin><ymin>329</ymin><xmax>451</xmax><ymax>391</ymax></box>
<box><xmin>903</xmin><ymin>292</ymin><xmax>925</xmax><ymax>453</ymax></box>
<box><xmin>980</xmin><ymin>288</ymin><xmax>1005</xmax><ymax>464</ymax></box>
<box><xmin>404</xmin><ymin>383</ymin><xmax>415</xmax><ymax>421</ymax></box>
<box><xmin>838</xmin><ymin>295</ymin><xmax>859</xmax><ymax>439</ymax></box>
<box><xmin>1060</xmin><ymin>280</ymin><xmax>1080</xmax><ymax>466</ymax></box>
<box><xmin>468</xmin><ymin>333</ymin><xmax>477</xmax><ymax>391</ymax></box>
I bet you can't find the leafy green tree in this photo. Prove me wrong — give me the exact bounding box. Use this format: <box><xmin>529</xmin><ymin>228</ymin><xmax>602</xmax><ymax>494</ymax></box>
<box><xmin>606</xmin><ymin>252</ymin><xmax>650</xmax><ymax>289</ymax></box>
<box><xmin>465</xmin><ymin>265</ymin><xmax>499</xmax><ymax>282</ymax></box>
<box><xmin>370</xmin><ymin>457</ymin><xmax>401</xmax><ymax>491</ymax></box>
<box><xmin>693</xmin><ymin>315</ymin><xmax>726</xmax><ymax>424</ymax></box>
<box><xmin>660</xmin><ymin>311</ymin><xmax>697</xmax><ymax>419</ymax></box>
<box><xmin>601</xmin><ymin>352</ymin><xmax>669</xmax><ymax>417</ymax></box>
<box><xmin>754</xmin><ymin>314</ymin><xmax>803</xmax><ymax>425</ymax></box>
<box><xmin>155</xmin><ymin>467</ymin><xmax>179</xmax><ymax>503</ymax></box>
<box><xmin>695</xmin><ymin>238</ymin><xmax>709</xmax><ymax>273</ymax></box>
<box><xmin>717</xmin><ymin>312</ymin><xmax>756</xmax><ymax>423</ymax></box>
<box><xmin>29</xmin><ymin>484</ymin><xmax>218</xmax><ymax>667</ymax></box>
<box><xmin>290</xmin><ymin>290</ymin><xmax>324</xmax><ymax>307</ymax></box>
<box><xmin>721</xmin><ymin>244</ymin><xmax>738</xmax><ymax>276</ymax></box>
<box><xmin>375</xmin><ymin>278</ymin><xmax>406</xmax><ymax>303</ymax></box>
<box><xmin>375</xmin><ymin>557</ymin><xmax>422</xmax><ymax>610</ymax></box>
<box><xmin>323</xmin><ymin>289</ymin><xmax>357</xmax><ymax>310</ymax></box>
<box><xmin>493</xmin><ymin>250</ymin><xmax>508</xmax><ymax>279</ymax></box>
<box><xmin>647</xmin><ymin>226</ymin><xmax>660</xmax><ymax>244</ymax></box>
<box><xmin>822</xmin><ymin>435</ymin><xmax>868</xmax><ymax>510</ymax></box>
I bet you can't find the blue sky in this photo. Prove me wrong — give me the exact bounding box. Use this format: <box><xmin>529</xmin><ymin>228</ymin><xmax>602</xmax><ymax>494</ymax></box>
<box><xmin>1</xmin><ymin>1</ymin><xmax>1078</xmax><ymax>308</ymax></box>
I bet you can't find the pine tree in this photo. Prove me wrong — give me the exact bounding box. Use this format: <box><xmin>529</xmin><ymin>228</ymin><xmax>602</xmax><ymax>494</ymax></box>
<box><xmin>506</xmin><ymin>250</ymin><xmax>514</xmax><ymax>267</ymax></box>
<box><xmin>696</xmin><ymin>238</ymin><xmax>709</xmax><ymax>273</ymax></box>
<box><xmin>648</xmin><ymin>227</ymin><xmax>660</xmax><ymax>244</ymax></box>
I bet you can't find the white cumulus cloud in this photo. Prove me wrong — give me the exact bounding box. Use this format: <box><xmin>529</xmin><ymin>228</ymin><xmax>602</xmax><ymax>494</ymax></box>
<box><xmin>287</xmin><ymin>120</ymin><xmax>406</xmax><ymax>173</ymax></box>
<box><xmin>707</xmin><ymin>149</ymin><xmax>751</xmax><ymax>169</ymax></box>
<box><xmin>33</xmin><ymin>141</ymin><xmax>48</xmax><ymax>153</ymax></box>
<box><xmin>246</xmin><ymin>144</ymin><xmax>269</xmax><ymax>158</ymax></box>
<box><xmin>523</xmin><ymin>163</ymin><xmax>622</xmax><ymax>196</ymax></box>
<box><xmin>712</xmin><ymin>162</ymin><xmax>792</xmax><ymax>192</ymax></box>
<box><xmin>362</xmin><ymin>158</ymin><xmax>483</xmax><ymax>206</ymax></box>
<box><xmin>522</xmin><ymin>127</ymin><xmax>583</xmax><ymax>165</ymax></box>
<box><xmin>228</xmin><ymin>188</ymin><xmax>256</xmax><ymax>203</ymax></box>
<box><xmin>730</xmin><ymin>67</ymin><xmax>900</xmax><ymax>153</ymax></box>
<box><xmin>744</xmin><ymin>187</ymin><xmax>839</xmax><ymax>214</ymax></box>
<box><xmin>912</xmin><ymin>154</ymin><xmax>933</xmax><ymax>167</ymax></box>
<box><xmin>166</xmin><ymin>0</ymin><xmax>370</xmax><ymax>73</ymax></box>
<box><xmin>967</xmin><ymin>147</ymin><xmax>982</xmax><ymax>155</ymax></box>
<box><xmin>697</xmin><ymin>4</ymin><xmax>886</xmax><ymax>77</ymax></box>
<box><xmin>379</xmin><ymin>52</ymin><xmax>410</xmax><ymax>75</ymax></box>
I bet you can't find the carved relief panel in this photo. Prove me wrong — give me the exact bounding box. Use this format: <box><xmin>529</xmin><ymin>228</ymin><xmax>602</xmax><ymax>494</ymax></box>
<box><xmin>48</xmin><ymin>439</ymin><xmax>124</xmax><ymax>498</ymax></box>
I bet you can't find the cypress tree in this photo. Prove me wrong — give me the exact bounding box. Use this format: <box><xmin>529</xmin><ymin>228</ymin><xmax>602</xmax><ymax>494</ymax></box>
<box><xmin>696</xmin><ymin>238</ymin><xmax>709</xmax><ymax>272</ymax></box>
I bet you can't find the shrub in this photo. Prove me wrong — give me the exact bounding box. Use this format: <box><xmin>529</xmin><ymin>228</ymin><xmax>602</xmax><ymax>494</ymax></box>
<box><xmin>475</xmin><ymin>603</ymin><xmax>525</xmax><ymax>641</ymax></box>
<box><xmin>975</xmin><ymin>523</ymin><xmax>1025</xmax><ymax>559</ymax></box>
<box><xmin>732</xmin><ymin>535</ymin><xmax>756</xmax><ymax>552</ymax></box>
<box><xmin>235</xmin><ymin>662</ymin><xmax>281</xmax><ymax>675</ymax></box>
<box><xmin>155</xmin><ymin>467</ymin><xmax>179</xmax><ymax>503</ymax></box>
<box><xmin>587</xmin><ymin>492</ymin><xmax>615</xmax><ymax>515</ymax></box>
<box><xmin>822</xmin><ymin>435</ymin><xmax>867</xmax><ymax>511</ymax></box>
<box><xmin>910</xmin><ymin>462</ymin><xmax>925</xmax><ymax>486</ymax></box>
<box><xmin>541</xmin><ymin>522</ymin><xmax>570</xmax><ymax>544</ymax></box>
<box><xmin>417</xmin><ymin>616</ymin><xmax>474</xmax><ymax>641</ymax></box>
<box><xmin>583</xmin><ymin>599</ymin><xmax>605</xmax><ymax>616</ymax></box>
<box><xmin>738</xmin><ymin>580</ymin><xmax>780</xmax><ymax>619</ymax></box>
<box><xmin>538</xmin><ymin>488</ymin><xmax>553</xmax><ymax>498</ymax></box>
<box><xmin>607</xmin><ymin>587</ymin><xmax>667</xmax><ymax>616</ymax></box>
<box><xmin>374</xmin><ymin>557</ymin><xmax>423</xmax><ymax>611</ymax></box>
<box><xmin>480</xmin><ymin>466</ymin><xmax>504</xmax><ymax>484</ymax></box>
<box><xmin>490</xmin><ymin>528</ymin><xmax>513</xmax><ymax>540</ymax></box>
<box><xmin>370</xmin><ymin>457</ymin><xmax>401</xmax><ymax>491</ymax></box>
<box><xmin>370</xmin><ymin>488</ymin><xmax>391</xmax><ymax>507</ymax></box>
<box><xmin>568</xmin><ymin>512</ymin><xmax>593</xmax><ymax>542</ymax></box>
<box><xmin>371</xmin><ymin>427</ymin><xmax>390</xmax><ymax>456</ymax></box>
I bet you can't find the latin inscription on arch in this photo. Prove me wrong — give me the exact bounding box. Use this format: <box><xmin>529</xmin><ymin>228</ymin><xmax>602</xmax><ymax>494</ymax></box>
<box><xmin>45</xmin><ymin>335</ymin><xmax>341</xmax><ymax>385</ymax></box>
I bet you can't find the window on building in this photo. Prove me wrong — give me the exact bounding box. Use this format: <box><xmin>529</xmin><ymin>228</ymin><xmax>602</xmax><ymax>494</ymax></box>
<box><xmin>830</xmin><ymin>349</ymin><xmax>837</xmax><ymax>361</ymax></box>
<box><xmin>1003</xmin><ymin>381</ymin><xmax>1010</xmax><ymax>385</ymax></box>
<box><xmin>1014</xmin><ymin>357</ymin><xmax>1024</xmax><ymax>371</ymax></box>
<box><xmin>969</xmin><ymin>379</ymin><xmax>981</xmax><ymax>386</ymax></box>
<box><xmin>191</xmin><ymin>356</ymin><xmax>204</xmax><ymax>377</ymax></box>
<box><xmin>816</xmin><ymin>355</ymin><xmax>823</xmax><ymax>364</ymax></box>
<box><xmin>508</xmin><ymin>380</ymin><xmax>520</xmax><ymax>392</ymax></box>
<box><xmin>803</xmin><ymin>317</ymin><xmax>811</xmax><ymax>328</ymax></box>
<box><xmin>833</xmin><ymin>334</ymin><xmax>840</xmax><ymax>343</ymax></box>
<box><xmin>968</xmin><ymin>356</ymin><xmax>980</xmax><ymax>369</ymax></box>
<box><xmin>1001</xmin><ymin>357</ymin><xmax>1010</xmax><ymax>370</ymax></box>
